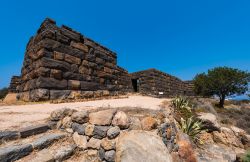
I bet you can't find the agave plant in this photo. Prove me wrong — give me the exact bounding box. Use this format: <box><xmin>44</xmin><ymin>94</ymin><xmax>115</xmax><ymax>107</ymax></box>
<box><xmin>172</xmin><ymin>96</ymin><xmax>192</xmax><ymax>112</ymax></box>
<box><xmin>179</xmin><ymin>117</ymin><xmax>204</xmax><ymax>140</ymax></box>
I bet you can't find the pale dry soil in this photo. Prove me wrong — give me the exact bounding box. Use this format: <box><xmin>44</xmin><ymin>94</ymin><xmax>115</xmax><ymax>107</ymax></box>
<box><xmin>0</xmin><ymin>95</ymin><xmax>170</xmax><ymax>130</ymax></box>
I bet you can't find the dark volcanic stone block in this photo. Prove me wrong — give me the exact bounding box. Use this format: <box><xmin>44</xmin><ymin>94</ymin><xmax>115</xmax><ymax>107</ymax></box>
<box><xmin>0</xmin><ymin>131</ymin><xmax>19</xmax><ymax>142</ymax></box>
<box><xmin>60</xmin><ymin>26</ymin><xmax>81</xmax><ymax>42</ymax></box>
<box><xmin>0</xmin><ymin>144</ymin><xmax>33</xmax><ymax>162</ymax></box>
<box><xmin>72</xmin><ymin>123</ymin><xmax>85</xmax><ymax>135</ymax></box>
<box><xmin>19</xmin><ymin>124</ymin><xmax>50</xmax><ymax>138</ymax></box>
<box><xmin>29</xmin><ymin>89</ymin><xmax>50</xmax><ymax>101</ymax></box>
<box><xmin>50</xmin><ymin>90</ymin><xmax>71</xmax><ymax>100</ymax></box>
<box><xmin>63</xmin><ymin>72</ymin><xmax>85</xmax><ymax>81</ymax></box>
<box><xmin>36</xmin><ymin>77</ymin><xmax>68</xmax><ymax>89</ymax></box>
<box><xmin>93</xmin><ymin>126</ymin><xmax>109</xmax><ymax>139</ymax></box>
<box><xmin>38</xmin><ymin>57</ymin><xmax>71</xmax><ymax>71</ymax></box>
<box><xmin>80</xmin><ymin>81</ymin><xmax>99</xmax><ymax>91</ymax></box>
<box><xmin>32</xmin><ymin>133</ymin><xmax>65</xmax><ymax>150</ymax></box>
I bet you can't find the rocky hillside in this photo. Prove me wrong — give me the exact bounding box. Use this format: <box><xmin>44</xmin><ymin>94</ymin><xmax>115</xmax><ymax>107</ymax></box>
<box><xmin>0</xmin><ymin>97</ymin><xmax>249</xmax><ymax>162</ymax></box>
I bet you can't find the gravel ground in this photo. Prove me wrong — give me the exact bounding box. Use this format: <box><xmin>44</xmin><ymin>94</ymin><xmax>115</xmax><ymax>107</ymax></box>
<box><xmin>0</xmin><ymin>95</ymin><xmax>169</xmax><ymax>130</ymax></box>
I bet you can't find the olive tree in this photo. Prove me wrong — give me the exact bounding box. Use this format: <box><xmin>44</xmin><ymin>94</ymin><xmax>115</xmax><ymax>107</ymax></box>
<box><xmin>193</xmin><ymin>67</ymin><xmax>250</xmax><ymax>107</ymax></box>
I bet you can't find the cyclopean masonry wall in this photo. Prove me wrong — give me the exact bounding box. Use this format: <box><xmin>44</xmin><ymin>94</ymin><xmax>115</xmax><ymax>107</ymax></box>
<box><xmin>9</xmin><ymin>76</ymin><xmax>21</xmax><ymax>93</ymax></box>
<box><xmin>131</xmin><ymin>69</ymin><xmax>194</xmax><ymax>97</ymax></box>
<box><xmin>12</xmin><ymin>18</ymin><xmax>194</xmax><ymax>101</ymax></box>
<box><xmin>17</xmin><ymin>18</ymin><xmax>133</xmax><ymax>101</ymax></box>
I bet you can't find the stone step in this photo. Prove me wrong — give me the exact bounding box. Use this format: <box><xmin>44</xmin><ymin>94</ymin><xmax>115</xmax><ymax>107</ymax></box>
<box><xmin>16</xmin><ymin>136</ymin><xmax>76</xmax><ymax>162</ymax></box>
<box><xmin>0</xmin><ymin>123</ymin><xmax>56</xmax><ymax>145</ymax></box>
<box><xmin>0</xmin><ymin>131</ymin><xmax>66</xmax><ymax>162</ymax></box>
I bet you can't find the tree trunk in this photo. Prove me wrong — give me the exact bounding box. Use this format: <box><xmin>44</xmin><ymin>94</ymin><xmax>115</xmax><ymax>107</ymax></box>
<box><xmin>219</xmin><ymin>95</ymin><xmax>225</xmax><ymax>108</ymax></box>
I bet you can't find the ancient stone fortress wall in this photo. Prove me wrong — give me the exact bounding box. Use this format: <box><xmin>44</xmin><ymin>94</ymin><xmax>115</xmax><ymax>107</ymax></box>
<box><xmin>131</xmin><ymin>69</ymin><xmax>194</xmax><ymax>97</ymax></box>
<box><xmin>8</xmin><ymin>76</ymin><xmax>21</xmax><ymax>93</ymax></box>
<box><xmin>17</xmin><ymin>18</ymin><xmax>132</xmax><ymax>101</ymax></box>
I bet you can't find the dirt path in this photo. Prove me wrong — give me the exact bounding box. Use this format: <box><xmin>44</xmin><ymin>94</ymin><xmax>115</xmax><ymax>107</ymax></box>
<box><xmin>0</xmin><ymin>95</ymin><xmax>169</xmax><ymax>130</ymax></box>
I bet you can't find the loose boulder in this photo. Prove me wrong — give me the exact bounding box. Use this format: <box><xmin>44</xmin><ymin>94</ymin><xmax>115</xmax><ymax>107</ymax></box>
<box><xmin>89</xmin><ymin>109</ymin><xmax>116</xmax><ymax>126</ymax></box>
<box><xmin>141</xmin><ymin>117</ymin><xmax>157</xmax><ymax>131</ymax></box>
<box><xmin>197</xmin><ymin>113</ymin><xmax>220</xmax><ymax>132</ymax></box>
<box><xmin>112</xmin><ymin>111</ymin><xmax>130</xmax><ymax>129</ymax></box>
<box><xmin>71</xmin><ymin>111</ymin><xmax>89</xmax><ymax>124</ymax></box>
<box><xmin>116</xmin><ymin>130</ymin><xmax>172</xmax><ymax>162</ymax></box>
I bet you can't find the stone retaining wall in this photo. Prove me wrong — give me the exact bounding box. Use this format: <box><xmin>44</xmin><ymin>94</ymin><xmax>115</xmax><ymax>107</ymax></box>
<box><xmin>131</xmin><ymin>69</ymin><xmax>194</xmax><ymax>97</ymax></box>
<box><xmin>8</xmin><ymin>76</ymin><xmax>21</xmax><ymax>93</ymax></box>
<box><xmin>17</xmin><ymin>18</ymin><xmax>132</xmax><ymax>101</ymax></box>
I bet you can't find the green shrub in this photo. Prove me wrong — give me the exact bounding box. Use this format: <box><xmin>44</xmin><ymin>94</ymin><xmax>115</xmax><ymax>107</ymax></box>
<box><xmin>242</xmin><ymin>150</ymin><xmax>250</xmax><ymax>162</ymax></box>
<box><xmin>0</xmin><ymin>87</ymin><xmax>8</xmax><ymax>99</ymax></box>
<box><xmin>179</xmin><ymin>117</ymin><xmax>205</xmax><ymax>141</ymax></box>
<box><xmin>172</xmin><ymin>96</ymin><xmax>193</xmax><ymax>119</ymax></box>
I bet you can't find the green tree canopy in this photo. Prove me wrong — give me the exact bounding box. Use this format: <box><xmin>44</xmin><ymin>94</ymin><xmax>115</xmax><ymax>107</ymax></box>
<box><xmin>193</xmin><ymin>67</ymin><xmax>250</xmax><ymax>107</ymax></box>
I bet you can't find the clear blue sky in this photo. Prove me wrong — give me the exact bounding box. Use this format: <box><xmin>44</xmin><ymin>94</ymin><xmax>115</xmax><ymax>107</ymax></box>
<box><xmin>0</xmin><ymin>0</ymin><xmax>250</xmax><ymax>88</ymax></box>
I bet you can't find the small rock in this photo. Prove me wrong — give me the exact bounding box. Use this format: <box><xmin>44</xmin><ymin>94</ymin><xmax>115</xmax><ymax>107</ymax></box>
<box><xmin>141</xmin><ymin>116</ymin><xmax>158</xmax><ymax>131</ymax></box>
<box><xmin>72</xmin><ymin>123</ymin><xmax>86</xmax><ymax>135</ymax></box>
<box><xmin>50</xmin><ymin>108</ymin><xmax>75</xmax><ymax>121</ymax></box>
<box><xmin>105</xmin><ymin>150</ymin><xmax>115</xmax><ymax>162</ymax></box>
<box><xmin>85</xmin><ymin>124</ymin><xmax>95</xmax><ymax>136</ymax></box>
<box><xmin>66</xmin><ymin>128</ymin><xmax>73</xmax><ymax>133</ymax></box>
<box><xmin>73</xmin><ymin>132</ymin><xmax>87</xmax><ymax>149</ymax></box>
<box><xmin>107</xmin><ymin>126</ymin><xmax>120</xmax><ymax>139</ymax></box>
<box><xmin>87</xmin><ymin>138</ymin><xmax>101</xmax><ymax>149</ymax></box>
<box><xmin>99</xmin><ymin>147</ymin><xmax>105</xmax><ymax>160</ymax></box>
<box><xmin>112</xmin><ymin>111</ymin><xmax>130</xmax><ymax>129</ymax></box>
<box><xmin>93</xmin><ymin>126</ymin><xmax>109</xmax><ymax>139</ymax></box>
<box><xmin>53</xmin><ymin>144</ymin><xmax>76</xmax><ymax>161</ymax></box>
<box><xmin>71</xmin><ymin>111</ymin><xmax>89</xmax><ymax>124</ymax></box>
<box><xmin>129</xmin><ymin>117</ymin><xmax>142</xmax><ymax>130</ymax></box>
<box><xmin>197</xmin><ymin>113</ymin><xmax>220</xmax><ymax>132</ymax></box>
<box><xmin>89</xmin><ymin>109</ymin><xmax>116</xmax><ymax>126</ymax></box>
<box><xmin>61</xmin><ymin>116</ymin><xmax>72</xmax><ymax>129</ymax></box>
<box><xmin>87</xmin><ymin>149</ymin><xmax>98</xmax><ymax>156</ymax></box>
<box><xmin>101</xmin><ymin>138</ymin><xmax>116</xmax><ymax>151</ymax></box>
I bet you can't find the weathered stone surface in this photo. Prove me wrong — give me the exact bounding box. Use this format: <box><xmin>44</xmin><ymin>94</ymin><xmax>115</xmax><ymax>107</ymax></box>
<box><xmin>93</xmin><ymin>126</ymin><xmax>109</xmax><ymax>139</ymax></box>
<box><xmin>63</xmin><ymin>72</ymin><xmax>85</xmax><ymax>80</ymax></box>
<box><xmin>80</xmin><ymin>81</ymin><xmax>100</xmax><ymax>91</ymax></box>
<box><xmin>68</xmin><ymin>80</ymin><xmax>81</xmax><ymax>90</ymax></box>
<box><xmin>0</xmin><ymin>131</ymin><xmax>19</xmax><ymax>142</ymax></box>
<box><xmin>141</xmin><ymin>116</ymin><xmax>157</xmax><ymax>131</ymax></box>
<box><xmin>176</xmin><ymin>132</ymin><xmax>198</xmax><ymax>162</ymax></box>
<box><xmin>87</xmin><ymin>138</ymin><xmax>101</xmax><ymax>149</ymax></box>
<box><xmin>61</xmin><ymin>116</ymin><xmax>72</xmax><ymax>129</ymax></box>
<box><xmin>0</xmin><ymin>144</ymin><xmax>33</xmax><ymax>162</ymax></box>
<box><xmin>54</xmin><ymin>51</ymin><xmax>65</xmax><ymax>60</ymax></box>
<box><xmin>99</xmin><ymin>147</ymin><xmax>105</xmax><ymax>161</ymax></box>
<box><xmin>53</xmin><ymin>144</ymin><xmax>76</xmax><ymax>161</ymax></box>
<box><xmin>50</xmin><ymin>69</ymin><xmax>62</xmax><ymax>80</ymax></box>
<box><xmin>212</xmin><ymin>127</ymin><xmax>244</xmax><ymax>148</ymax></box>
<box><xmin>50</xmin><ymin>90</ymin><xmax>71</xmax><ymax>100</ymax></box>
<box><xmin>65</xmin><ymin>54</ymin><xmax>81</xmax><ymax>65</ymax></box>
<box><xmin>129</xmin><ymin>117</ymin><xmax>142</xmax><ymax>130</ymax></box>
<box><xmin>116</xmin><ymin>130</ymin><xmax>172</xmax><ymax>162</ymax></box>
<box><xmin>71</xmin><ymin>41</ymin><xmax>89</xmax><ymax>53</ymax></box>
<box><xmin>30</xmin><ymin>149</ymin><xmax>54</xmax><ymax>162</ymax></box>
<box><xmin>101</xmin><ymin>138</ymin><xmax>116</xmax><ymax>151</ymax></box>
<box><xmin>50</xmin><ymin>108</ymin><xmax>75</xmax><ymax>121</ymax></box>
<box><xmin>197</xmin><ymin>113</ymin><xmax>220</xmax><ymax>132</ymax></box>
<box><xmin>89</xmin><ymin>109</ymin><xmax>116</xmax><ymax>126</ymax></box>
<box><xmin>73</xmin><ymin>132</ymin><xmax>87</xmax><ymax>149</ymax></box>
<box><xmin>61</xmin><ymin>27</ymin><xmax>81</xmax><ymax>41</ymax></box>
<box><xmin>71</xmin><ymin>111</ymin><xmax>89</xmax><ymax>124</ymax></box>
<box><xmin>112</xmin><ymin>111</ymin><xmax>130</xmax><ymax>129</ymax></box>
<box><xmin>19</xmin><ymin>124</ymin><xmax>50</xmax><ymax>138</ymax></box>
<box><xmin>72</xmin><ymin>122</ymin><xmax>86</xmax><ymax>135</ymax></box>
<box><xmin>85</xmin><ymin>124</ymin><xmax>95</xmax><ymax>136</ymax></box>
<box><xmin>105</xmin><ymin>150</ymin><xmax>116</xmax><ymax>162</ymax></box>
<box><xmin>107</xmin><ymin>126</ymin><xmax>120</xmax><ymax>139</ymax></box>
<box><xmin>38</xmin><ymin>57</ymin><xmax>71</xmax><ymax>71</ymax></box>
<box><xmin>36</xmin><ymin>77</ymin><xmax>68</xmax><ymax>89</ymax></box>
<box><xmin>29</xmin><ymin>89</ymin><xmax>49</xmax><ymax>101</ymax></box>
<box><xmin>32</xmin><ymin>133</ymin><xmax>65</xmax><ymax>150</ymax></box>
